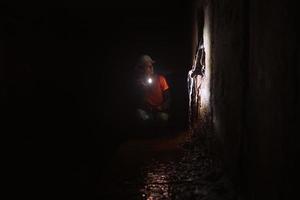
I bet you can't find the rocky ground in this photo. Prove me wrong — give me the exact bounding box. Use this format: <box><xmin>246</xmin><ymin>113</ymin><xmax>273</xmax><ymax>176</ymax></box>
<box><xmin>97</xmin><ymin>128</ymin><xmax>237</xmax><ymax>200</ymax></box>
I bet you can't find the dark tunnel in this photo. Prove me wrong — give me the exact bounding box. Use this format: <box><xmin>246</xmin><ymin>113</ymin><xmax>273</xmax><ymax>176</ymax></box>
<box><xmin>1</xmin><ymin>0</ymin><xmax>299</xmax><ymax>199</ymax></box>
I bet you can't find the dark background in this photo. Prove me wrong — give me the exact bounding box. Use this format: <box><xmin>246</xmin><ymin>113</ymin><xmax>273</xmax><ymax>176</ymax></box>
<box><xmin>1</xmin><ymin>1</ymin><xmax>193</xmax><ymax>197</ymax></box>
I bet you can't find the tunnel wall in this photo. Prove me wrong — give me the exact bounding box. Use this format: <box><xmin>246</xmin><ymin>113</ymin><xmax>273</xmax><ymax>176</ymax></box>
<box><xmin>245</xmin><ymin>0</ymin><xmax>298</xmax><ymax>199</ymax></box>
<box><xmin>206</xmin><ymin>0</ymin><xmax>246</xmax><ymax>189</ymax></box>
<box><xmin>198</xmin><ymin>0</ymin><xmax>299</xmax><ymax>199</ymax></box>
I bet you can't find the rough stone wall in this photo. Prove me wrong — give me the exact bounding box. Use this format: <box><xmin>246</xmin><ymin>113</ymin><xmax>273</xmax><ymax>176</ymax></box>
<box><xmin>246</xmin><ymin>0</ymin><xmax>298</xmax><ymax>199</ymax></box>
<box><xmin>202</xmin><ymin>0</ymin><xmax>247</xmax><ymax>187</ymax></box>
<box><xmin>196</xmin><ymin>0</ymin><xmax>299</xmax><ymax>199</ymax></box>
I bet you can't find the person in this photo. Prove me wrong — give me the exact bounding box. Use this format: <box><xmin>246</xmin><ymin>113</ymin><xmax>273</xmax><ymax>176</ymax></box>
<box><xmin>133</xmin><ymin>54</ymin><xmax>171</xmax><ymax>131</ymax></box>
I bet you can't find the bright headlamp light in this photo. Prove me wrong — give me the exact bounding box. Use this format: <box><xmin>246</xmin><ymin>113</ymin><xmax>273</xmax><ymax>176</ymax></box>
<box><xmin>147</xmin><ymin>77</ymin><xmax>153</xmax><ymax>84</ymax></box>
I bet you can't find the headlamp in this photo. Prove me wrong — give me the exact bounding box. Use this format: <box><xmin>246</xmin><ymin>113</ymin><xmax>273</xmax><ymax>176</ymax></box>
<box><xmin>147</xmin><ymin>77</ymin><xmax>153</xmax><ymax>84</ymax></box>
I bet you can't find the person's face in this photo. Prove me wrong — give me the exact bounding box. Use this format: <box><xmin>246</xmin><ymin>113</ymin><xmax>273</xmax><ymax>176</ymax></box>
<box><xmin>144</xmin><ymin>61</ymin><xmax>154</xmax><ymax>76</ymax></box>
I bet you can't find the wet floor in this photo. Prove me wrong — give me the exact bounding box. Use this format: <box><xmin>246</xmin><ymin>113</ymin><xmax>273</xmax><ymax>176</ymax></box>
<box><xmin>97</xmin><ymin>130</ymin><xmax>237</xmax><ymax>200</ymax></box>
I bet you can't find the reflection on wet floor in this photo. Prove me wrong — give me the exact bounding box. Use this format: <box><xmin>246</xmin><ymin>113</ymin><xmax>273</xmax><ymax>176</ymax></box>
<box><xmin>141</xmin><ymin>161</ymin><xmax>171</xmax><ymax>199</ymax></box>
<box><xmin>99</xmin><ymin>131</ymin><xmax>237</xmax><ymax>200</ymax></box>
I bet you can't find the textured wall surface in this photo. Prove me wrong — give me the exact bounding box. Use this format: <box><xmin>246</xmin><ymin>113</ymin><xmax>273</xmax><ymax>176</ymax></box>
<box><xmin>195</xmin><ymin>0</ymin><xmax>299</xmax><ymax>199</ymax></box>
